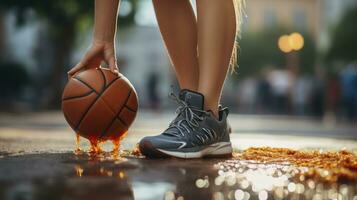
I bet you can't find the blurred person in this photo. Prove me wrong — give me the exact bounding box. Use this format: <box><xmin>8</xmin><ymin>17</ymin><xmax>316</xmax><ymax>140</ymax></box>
<box><xmin>238</xmin><ymin>77</ymin><xmax>257</xmax><ymax>114</ymax></box>
<box><xmin>340</xmin><ymin>63</ymin><xmax>357</xmax><ymax>121</ymax></box>
<box><xmin>256</xmin><ymin>69</ymin><xmax>272</xmax><ymax>114</ymax></box>
<box><xmin>291</xmin><ymin>76</ymin><xmax>312</xmax><ymax>116</ymax></box>
<box><xmin>147</xmin><ymin>72</ymin><xmax>161</xmax><ymax>110</ymax></box>
<box><xmin>326</xmin><ymin>74</ymin><xmax>340</xmax><ymax>118</ymax></box>
<box><xmin>68</xmin><ymin>0</ymin><xmax>244</xmax><ymax>158</ymax></box>
<box><xmin>310</xmin><ymin>67</ymin><xmax>326</xmax><ymax>118</ymax></box>
<box><xmin>268</xmin><ymin>69</ymin><xmax>292</xmax><ymax>114</ymax></box>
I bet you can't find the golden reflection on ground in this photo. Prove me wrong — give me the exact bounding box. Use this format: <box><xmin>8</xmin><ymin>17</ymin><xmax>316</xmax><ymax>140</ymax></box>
<box><xmin>72</xmin><ymin>140</ymin><xmax>357</xmax><ymax>200</ymax></box>
<box><xmin>197</xmin><ymin>147</ymin><xmax>357</xmax><ymax>200</ymax></box>
<box><xmin>74</xmin><ymin>163</ymin><xmax>129</xmax><ymax>179</ymax></box>
<box><xmin>234</xmin><ymin>147</ymin><xmax>357</xmax><ymax>181</ymax></box>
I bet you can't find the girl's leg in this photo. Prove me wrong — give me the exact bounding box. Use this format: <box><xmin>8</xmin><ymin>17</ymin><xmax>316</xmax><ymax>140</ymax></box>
<box><xmin>196</xmin><ymin>0</ymin><xmax>237</xmax><ymax>117</ymax></box>
<box><xmin>152</xmin><ymin>0</ymin><xmax>199</xmax><ymax>91</ymax></box>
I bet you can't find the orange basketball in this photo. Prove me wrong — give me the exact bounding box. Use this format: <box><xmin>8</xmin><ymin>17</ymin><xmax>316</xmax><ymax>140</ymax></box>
<box><xmin>62</xmin><ymin>68</ymin><xmax>138</xmax><ymax>141</ymax></box>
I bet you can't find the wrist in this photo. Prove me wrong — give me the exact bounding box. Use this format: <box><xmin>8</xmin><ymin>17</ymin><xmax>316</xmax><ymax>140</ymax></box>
<box><xmin>92</xmin><ymin>38</ymin><xmax>115</xmax><ymax>47</ymax></box>
<box><xmin>93</xmin><ymin>24</ymin><xmax>116</xmax><ymax>42</ymax></box>
<box><xmin>93</xmin><ymin>29</ymin><xmax>116</xmax><ymax>43</ymax></box>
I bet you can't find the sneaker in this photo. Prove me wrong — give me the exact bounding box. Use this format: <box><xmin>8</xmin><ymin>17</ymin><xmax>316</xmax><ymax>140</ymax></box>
<box><xmin>139</xmin><ymin>89</ymin><xmax>233</xmax><ymax>158</ymax></box>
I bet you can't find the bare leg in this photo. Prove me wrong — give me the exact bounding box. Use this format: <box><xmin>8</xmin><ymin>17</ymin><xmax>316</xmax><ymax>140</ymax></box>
<box><xmin>197</xmin><ymin>0</ymin><xmax>237</xmax><ymax>117</ymax></box>
<box><xmin>152</xmin><ymin>0</ymin><xmax>199</xmax><ymax>91</ymax></box>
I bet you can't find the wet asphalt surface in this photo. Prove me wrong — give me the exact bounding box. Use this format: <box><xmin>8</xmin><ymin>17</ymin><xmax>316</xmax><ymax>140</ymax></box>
<box><xmin>0</xmin><ymin>112</ymin><xmax>356</xmax><ymax>200</ymax></box>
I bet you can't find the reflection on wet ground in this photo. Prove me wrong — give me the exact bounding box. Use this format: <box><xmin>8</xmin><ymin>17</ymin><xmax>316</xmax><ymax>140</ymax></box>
<box><xmin>0</xmin><ymin>147</ymin><xmax>356</xmax><ymax>200</ymax></box>
<box><xmin>1</xmin><ymin>112</ymin><xmax>357</xmax><ymax>199</ymax></box>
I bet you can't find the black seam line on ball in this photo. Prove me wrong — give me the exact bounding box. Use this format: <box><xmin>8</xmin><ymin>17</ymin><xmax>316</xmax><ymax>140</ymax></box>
<box><xmin>62</xmin><ymin>90</ymin><xmax>94</xmax><ymax>101</ymax></box>
<box><xmin>98</xmin><ymin>68</ymin><xmax>106</xmax><ymax>90</ymax></box>
<box><xmin>100</xmin><ymin>90</ymin><xmax>131</xmax><ymax>139</ymax></box>
<box><xmin>92</xmin><ymin>75</ymin><xmax>125</xmax><ymax>117</ymax></box>
<box><xmin>75</xmin><ymin>77</ymin><xmax>120</xmax><ymax>130</ymax></box>
<box><xmin>106</xmin><ymin>73</ymin><xmax>122</xmax><ymax>88</ymax></box>
<box><xmin>115</xmin><ymin>90</ymin><xmax>132</xmax><ymax>123</ymax></box>
<box><xmin>124</xmin><ymin>105</ymin><xmax>137</xmax><ymax>113</ymax></box>
<box><xmin>73</xmin><ymin>77</ymin><xmax>100</xmax><ymax>95</ymax></box>
<box><xmin>108</xmin><ymin>75</ymin><xmax>121</xmax><ymax>86</ymax></box>
<box><xmin>86</xmin><ymin>74</ymin><xmax>121</xmax><ymax>114</ymax></box>
<box><xmin>117</xmin><ymin>116</ymin><xmax>128</xmax><ymax>126</ymax></box>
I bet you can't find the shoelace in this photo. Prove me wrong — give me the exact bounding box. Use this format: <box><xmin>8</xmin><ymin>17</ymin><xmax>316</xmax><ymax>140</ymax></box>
<box><xmin>166</xmin><ymin>92</ymin><xmax>208</xmax><ymax>137</ymax></box>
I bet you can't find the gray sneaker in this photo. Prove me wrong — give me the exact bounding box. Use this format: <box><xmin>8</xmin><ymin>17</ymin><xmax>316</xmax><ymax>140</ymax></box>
<box><xmin>139</xmin><ymin>89</ymin><xmax>233</xmax><ymax>158</ymax></box>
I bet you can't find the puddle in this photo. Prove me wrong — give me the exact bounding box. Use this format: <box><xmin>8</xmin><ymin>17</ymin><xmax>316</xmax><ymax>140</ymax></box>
<box><xmin>0</xmin><ymin>146</ymin><xmax>356</xmax><ymax>200</ymax></box>
<box><xmin>67</xmin><ymin>148</ymin><xmax>357</xmax><ymax>199</ymax></box>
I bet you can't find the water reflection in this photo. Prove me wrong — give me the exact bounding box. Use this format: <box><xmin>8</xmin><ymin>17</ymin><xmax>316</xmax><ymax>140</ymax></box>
<box><xmin>208</xmin><ymin>160</ymin><xmax>356</xmax><ymax>199</ymax></box>
<box><xmin>1</xmin><ymin>149</ymin><xmax>356</xmax><ymax>200</ymax></box>
<box><xmin>65</xmin><ymin>148</ymin><xmax>357</xmax><ymax>200</ymax></box>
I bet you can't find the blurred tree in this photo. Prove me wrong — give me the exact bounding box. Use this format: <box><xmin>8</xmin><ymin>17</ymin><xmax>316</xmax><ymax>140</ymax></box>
<box><xmin>300</xmin><ymin>35</ymin><xmax>317</xmax><ymax>74</ymax></box>
<box><xmin>236</xmin><ymin>27</ymin><xmax>316</xmax><ymax>77</ymax></box>
<box><xmin>0</xmin><ymin>9</ymin><xmax>5</xmax><ymax>60</ymax></box>
<box><xmin>1</xmin><ymin>1</ymin><xmax>95</xmax><ymax>109</ymax></box>
<box><xmin>327</xmin><ymin>6</ymin><xmax>357</xmax><ymax>63</ymax></box>
<box><xmin>237</xmin><ymin>30</ymin><xmax>284</xmax><ymax>77</ymax></box>
<box><xmin>1</xmin><ymin>0</ymin><xmax>138</xmax><ymax>108</ymax></box>
<box><xmin>0</xmin><ymin>62</ymin><xmax>29</xmax><ymax>99</ymax></box>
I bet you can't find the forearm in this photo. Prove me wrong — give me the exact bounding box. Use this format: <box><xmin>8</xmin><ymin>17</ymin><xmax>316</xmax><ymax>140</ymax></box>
<box><xmin>93</xmin><ymin>0</ymin><xmax>120</xmax><ymax>42</ymax></box>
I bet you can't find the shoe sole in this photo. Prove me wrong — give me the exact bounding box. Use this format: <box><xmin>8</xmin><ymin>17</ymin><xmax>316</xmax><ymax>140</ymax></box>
<box><xmin>139</xmin><ymin>141</ymin><xmax>233</xmax><ymax>159</ymax></box>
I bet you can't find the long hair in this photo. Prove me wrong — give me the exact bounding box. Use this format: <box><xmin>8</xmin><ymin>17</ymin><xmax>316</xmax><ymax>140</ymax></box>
<box><xmin>230</xmin><ymin>0</ymin><xmax>245</xmax><ymax>73</ymax></box>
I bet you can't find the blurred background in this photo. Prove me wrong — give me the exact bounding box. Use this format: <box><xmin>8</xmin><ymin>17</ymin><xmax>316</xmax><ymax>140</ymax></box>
<box><xmin>0</xmin><ymin>0</ymin><xmax>357</xmax><ymax>124</ymax></box>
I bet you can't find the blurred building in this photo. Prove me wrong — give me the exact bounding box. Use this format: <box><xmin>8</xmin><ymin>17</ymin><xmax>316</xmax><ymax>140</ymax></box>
<box><xmin>244</xmin><ymin>0</ymin><xmax>321</xmax><ymax>36</ymax></box>
<box><xmin>244</xmin><ymin>0</ymin><xmax>357</xmax><ymax>49</ymax></box>
<box><xmin>319</xmin><ymin>0</ymin><xmax>357</xmax><ymax>50</ymax></box>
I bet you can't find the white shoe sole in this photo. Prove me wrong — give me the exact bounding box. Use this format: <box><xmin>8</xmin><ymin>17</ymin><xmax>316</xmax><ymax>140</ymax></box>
<box><xmin>157</xmin><ymin>142</ymin><xmax>233</xmax><ymax>159</ymax></box>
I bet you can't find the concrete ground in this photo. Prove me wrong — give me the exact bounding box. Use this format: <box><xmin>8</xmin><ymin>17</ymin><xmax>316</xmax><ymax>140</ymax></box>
<box><xmin>0</xmin><ymin>111</ymin><xmax>356</xmax><ymax>200</ymax></box>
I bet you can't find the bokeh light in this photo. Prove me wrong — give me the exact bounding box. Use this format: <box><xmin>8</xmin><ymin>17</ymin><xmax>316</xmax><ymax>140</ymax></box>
<box><xmin>278</xmin><ymin>35</ymin><xmax>292</xmax><ymax>53</ymax></box>
<box><xmin>278</xmin><ymin>32</ymin><xmax>304</xmax><ymax>53</ymax></box>
<box><xmin>289</xmin><ymin>32</ymin><xmax>304</xmax><ymax>50</ymax></box>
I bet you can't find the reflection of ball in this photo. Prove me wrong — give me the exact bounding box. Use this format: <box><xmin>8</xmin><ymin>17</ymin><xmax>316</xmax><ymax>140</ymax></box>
<box><xmin>62</xmin><ymin>68</ymin><xmax>138</xmax><ymax>141</ymax></box>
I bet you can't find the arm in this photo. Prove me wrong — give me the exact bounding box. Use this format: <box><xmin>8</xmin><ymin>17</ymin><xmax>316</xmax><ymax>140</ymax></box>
<box><xmin>68</xmin><ymin>0</ymin><xmax>120</xmax><ymax>76</ymax></box>
<box><xmin>93</xmin><ymin>0</ymin><xmax>119</xmax><ymax>42</ymax></box>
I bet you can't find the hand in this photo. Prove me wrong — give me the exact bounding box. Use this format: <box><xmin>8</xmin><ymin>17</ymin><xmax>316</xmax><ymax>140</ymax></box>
<box><xmin>68</xmin><ymin>40</ymin><xmax>118</xmax><ymax>77</ymax></box>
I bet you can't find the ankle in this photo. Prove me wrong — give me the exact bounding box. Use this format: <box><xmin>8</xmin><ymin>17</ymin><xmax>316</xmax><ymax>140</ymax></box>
<box><xmin>205</xmin><ymin>106</ymin><xmax>219</xmax><ymax>119</ymax></box>
<box><xmin>198</xmin><ymin>93</ymin><xmax>219</xmax><ymax>119</ymax></box>
<box><xmin>180</xmin><ymin>84</ymin><xmax>198</xmax><ymax>92</ymax></box>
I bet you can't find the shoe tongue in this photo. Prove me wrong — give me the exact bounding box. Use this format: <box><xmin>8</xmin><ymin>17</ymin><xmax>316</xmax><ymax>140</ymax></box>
<box><xmin>179</xmin><ymin>90</ymin><xmax>204</xmax><ymax>110</ymax></box>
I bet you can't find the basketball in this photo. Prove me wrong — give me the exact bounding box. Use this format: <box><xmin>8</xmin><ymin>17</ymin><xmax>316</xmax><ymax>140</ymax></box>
<box><xmin>62</xmin><ymin>68</ymin><xmax>138</xmax><ymax>142</ymax></box>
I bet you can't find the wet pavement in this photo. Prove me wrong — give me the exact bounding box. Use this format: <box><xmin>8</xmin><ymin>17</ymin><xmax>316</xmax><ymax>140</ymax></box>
<box><xmin>0</xmin><ymin>111</ymin><xmax>356</xmax><ymax>200</ymax></box>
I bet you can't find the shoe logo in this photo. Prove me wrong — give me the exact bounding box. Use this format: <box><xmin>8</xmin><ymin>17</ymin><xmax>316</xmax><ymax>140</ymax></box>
<box><xmin>158</xmin><ymin>139</ymin><xmax>187</xmax><ymax>149</ymax></box>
